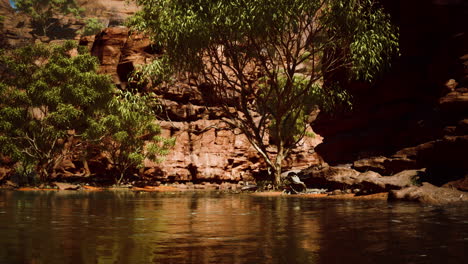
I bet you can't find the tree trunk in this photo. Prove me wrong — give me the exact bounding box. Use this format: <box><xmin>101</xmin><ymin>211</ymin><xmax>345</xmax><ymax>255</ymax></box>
<box><xmin>273</xmin><ymin>150</ymin><xmax>285</xmax><ymax>188</ymax></box>
<box><xmin>116</xmin><ymin>170</ymin><xmax>125</xmax><ymax>185</ymax></box>
<box><xmin>273</xmin><ymin>166</ymin><xmax>282</xmax><ymax>187</ymax></box>
<box><xmin>82</xmin><ymin>160</ymin><xmax>91</xmax><ymax>177</ymax></box>
<box><xmin>39</xmin><ymin>166</ymin><xmax>48</xmax><ymax>183</ymax></box>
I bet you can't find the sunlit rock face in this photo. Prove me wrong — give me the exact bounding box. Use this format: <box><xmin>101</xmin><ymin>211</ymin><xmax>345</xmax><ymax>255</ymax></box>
<box><xmin>0</xmin><ymin>0</ymin><xmax>31</xmax><ymax>47</ymax></box>
<box><xmin>0</xmin><ymin>0</ymin><xmax>323</xmax><ymax>182</ymax></box>
<box><xmin>83</xmin><ymin>27</ymin><xmax>323</xmax><ymax>182</ymax></box>
<box><xmin>0</xmin><ymin>0</ymin><xmax>139</xmax><ymax>47</ymax></box>
<box><xmin>0</xmin><ymin>0</ymin><xmax>12</xmax><ymax>12</ymax></box>
<box><xmin>77</xmin><ymin>0</ymin><xmax>139</xmax><ymax>25</ymax></box>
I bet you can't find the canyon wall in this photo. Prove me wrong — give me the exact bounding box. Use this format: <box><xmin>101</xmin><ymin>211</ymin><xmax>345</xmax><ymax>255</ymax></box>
<box><xmin>82</xmin><ymin>27</ymin><xmax>323</xmax><ymax>182</ymax></box>
<box><xmin>1</xmin><ymin>0</ymin><xmax>466</xmax><ymax>185</ymax></box>
<box><xmin>0</xmin><ymin>0</ymin><xmax>137</xmax><ymax>47</ymax></box>
<box><xmin>0</xmin><ymin>1</ymin><xmax>322</xmax><ymax>183</ymax></box>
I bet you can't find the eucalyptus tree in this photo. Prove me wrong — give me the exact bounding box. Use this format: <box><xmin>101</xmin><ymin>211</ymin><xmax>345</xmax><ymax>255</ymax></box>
<box><xmin>13</xmin><ymin>0</ymin><xmax>82</xmax><ymax>36</ymax></box>
<box><xmin>128</xmin><ymin>0</ymin><xmax>399</xmax><ymax>186</ymax></box>
<box><xmin>0</xmin><ymin>41</ymin><xmax>114</xmax><ymax>182</ymax></box>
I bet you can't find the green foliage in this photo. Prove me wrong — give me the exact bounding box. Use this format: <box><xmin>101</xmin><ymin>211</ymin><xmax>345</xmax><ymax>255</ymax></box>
<box><xmin>0</xmin><ymin>41</ymin><xmax>114</xmax><ymax>182</ymax></box>
<box><xmin>80</xmin><ymin>18</ymin><xmax>105</xmax><ymax>36</ymax></box>
<box><xmin>258</xmin><ymin>76</ymin><xmax>351</xmax><ymax>148</ymax></box>
<box><xmin>322</xmin><ymin>0</ymin><xmax>400</xmax><ymax>81</ymax></box>
<box><xmin>129</xmin><ymin>0</ymin><xmax>399</xmax><ymax>185</ymax></box>
<box><xmin>87</xmin><ymin>90</ymin><xmax>175</xmax><ymax>184</ymax></box>
<box><xmin>128</xmin><ymin>56</ymin><xmax>173</xmax><ymax>89</ymax></box>
<box><xmin>0</xmin><ymin>15</ymin><xmax>4</xmax><ymax>27</ymax></box>
<box><xmin>13</xmin><ymin>0</ymin><xmax>83</xmax><ymax>36</ymax></box>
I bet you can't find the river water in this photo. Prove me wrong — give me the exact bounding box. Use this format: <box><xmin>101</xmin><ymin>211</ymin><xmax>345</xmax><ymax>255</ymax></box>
<box><xmin>0</xmin><ymin>190</ymin><xmax>466</xmax><ymax>264</ymax></box>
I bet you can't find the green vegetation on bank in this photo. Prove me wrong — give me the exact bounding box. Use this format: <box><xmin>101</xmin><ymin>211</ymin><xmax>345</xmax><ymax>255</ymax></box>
<box><xmin>0</xmin><ymin>42</ymin><xmax>173</xmax><ymax>185</ymax></box>
<box><xmin>86</xmin><ymin>90</ymin><xmax>175</xmax><ymax>185</ymax></box>
<box><xmin>13</xmin><ymin>0</ymin><xmax>83</xmax><ymax>36</ymax></box>
<box><xmin>128</xmin><ymin>0</ymin><xmax>399</xmax><ymax>186</ymax></box>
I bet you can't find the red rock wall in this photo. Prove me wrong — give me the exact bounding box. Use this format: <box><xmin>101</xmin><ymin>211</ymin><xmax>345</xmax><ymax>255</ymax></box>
<box><xmin>0</xmin><ymin>0</ymin><xmax>138</xmax><ymax>47</ymax></box>
<box><xmin>85</xmin><ymin>27</ymin><xmax>323</xmax><ymax>182</ymax></box>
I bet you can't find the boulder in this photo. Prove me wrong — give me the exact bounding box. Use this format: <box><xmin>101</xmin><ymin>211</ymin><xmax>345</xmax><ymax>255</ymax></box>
<box><xmin>443</xmin><ymin>176</ymin><xmax>468</xmax><ymax>192</ymax></box>
<box><xmin>391</xmin><ymin>136</ymin><xmax>468</xmax><ymax>184</ymax></box>
<box><xmin>353</xmin><ymin>156</ymin><xmax>387</xmax><ymax>174</ymax></box>
<box><xmin>439</xmin><ymin>90</ymin><xmax>468</xmax><ymax>122</ymax></box>
<box><xmin>301</xmin><ymin>166</ymin><xmax>361</xmax><ymax>189</ymax></box>
<box><xmin>353</xmin><ymin>156</ymin><xmax>419</xmax><ymax>175</ymax></box>
<box><xmin>0</xmin><ymin>167</ymin><xmax>11</xmax><ymax>181</ymax></box>
<box><xmin>456</xmin><ymin>119</ymin><xmax>468</xmax><ymax>135</ymax></box>
<box><xmin>389</xmin><ymin>182</ymin><xmax>468</xmax><ymax>205</ymax></box>
<box><xmin>301</xmin><ymin>166</ymin><xmax>422</xmax><ymax>193</ymax></box>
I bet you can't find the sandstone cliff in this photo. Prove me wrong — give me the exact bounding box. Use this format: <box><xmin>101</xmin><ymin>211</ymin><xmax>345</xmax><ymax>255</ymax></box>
<box><xmin>81</xmin><ymin>27</ymin><xmax>323</xmax><ymax>182</ymax></box>
<box><xmin>0</xmin><ymin>0</ymin><xmax>137</xmax><ymax>47</ymax></box>
<box><xmin>1</xmin><ymin>0</ymin><xmax>466</xmax><ymax>190</ymax></box>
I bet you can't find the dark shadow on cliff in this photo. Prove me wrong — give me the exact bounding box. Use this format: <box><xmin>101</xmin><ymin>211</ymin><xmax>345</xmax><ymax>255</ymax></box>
<box><xmin>314</xmin><ymin>0</ymin><xmax>468</xmax><ymax>165</ymax></box>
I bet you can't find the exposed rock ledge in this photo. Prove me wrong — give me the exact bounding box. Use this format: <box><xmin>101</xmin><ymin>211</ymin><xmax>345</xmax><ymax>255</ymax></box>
<box><xmin>297</xmin><ymin>165</ymin><xmax>468</xmax><ymax>205</ymax></box>
<box><xmin>389</xmin><ymin>183</ymin><xmax>468</xmax><ymax>205</ymax></box>
<box><xmin>301</xmin><ymin>166</ymin><xmax>423</xmax><ymax>193</ymax></box>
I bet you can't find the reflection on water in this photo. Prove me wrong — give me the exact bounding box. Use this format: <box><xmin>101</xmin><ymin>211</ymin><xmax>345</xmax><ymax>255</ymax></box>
<box><xmin>0</xmin><ymin>191</ymin><xmax>466</xmax><ymax>264</ymax></box>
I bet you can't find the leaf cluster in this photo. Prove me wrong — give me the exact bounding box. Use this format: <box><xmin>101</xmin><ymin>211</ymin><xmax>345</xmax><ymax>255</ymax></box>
<box><xmin>0</xmin><ymin>42</ymin><xmax>175</xmax><ymax>184</ymax></box>
<box><xmin>87</xmin><ymin>90</ymin><xmax>175</xmax><ymax>183</ymax></box>
<box><xmin>0</xmin><ymin>41</ymin><xmax>113</xmax><ymax>180</ymax></box>
<box><xmin>80</xmin><ymin>17</ymin><xmax>106</xmax><ymax>36</ymax></box>
<box><xmin>322</xmin><ymin>0</ymin><xmax>399</xmax><ymax>80</ymax></box>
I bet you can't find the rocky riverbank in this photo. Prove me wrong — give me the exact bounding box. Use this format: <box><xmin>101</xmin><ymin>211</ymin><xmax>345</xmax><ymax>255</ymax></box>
<box><xmin>308</xmin><ymin>0</ymin><xmax>468</xmax><ymax>205</ymax></box>
<box><xmin>0</xmin><ymin>0</ymin><xmax>466</xmax><ymax>205</ymax></box>
<box><xmin>3</xmin><ymin>177</ymin><xmax>467</xmax><ymax>206</ymax></box>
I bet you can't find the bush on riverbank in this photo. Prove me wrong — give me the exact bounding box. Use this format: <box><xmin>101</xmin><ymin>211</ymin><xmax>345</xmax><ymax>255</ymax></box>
<box><xmin>0</xmin><ymin>41</ymin><xmax>173</xmax><ymax>185</ymax></box>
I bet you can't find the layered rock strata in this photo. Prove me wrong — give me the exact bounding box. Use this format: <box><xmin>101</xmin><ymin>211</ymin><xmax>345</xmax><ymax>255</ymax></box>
<box><xmin>0</xmin><ymin>0</ymin><xmax>138</xmax><ymax>47</ymax></box>
<box><xmin>83</xmin><ymin>27</ymin><xmax>323</xmax><ymax>182</ymax></box>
